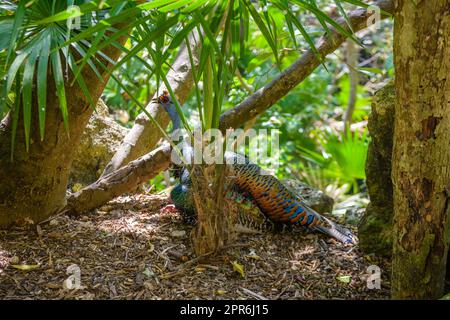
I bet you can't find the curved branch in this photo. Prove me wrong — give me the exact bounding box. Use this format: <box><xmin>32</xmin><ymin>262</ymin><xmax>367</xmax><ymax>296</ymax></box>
<box><xmin>65</xmin><ymin>144</ymin><xmax>172</xmax><ymax>215</ymax></box>
<box><xmin>101</xmin><ymin>30</ymin><xmax>200</xmax><ymax>177</ymax></box>
<box><xmin>64</xmin><ymin>0</ymin><xmax>394</xmax><ymax>215</ymax></box>
<box><xmin>219</xmin><ymin>0</ymin><xmax>394</xmax><ymax>131</ymax></box>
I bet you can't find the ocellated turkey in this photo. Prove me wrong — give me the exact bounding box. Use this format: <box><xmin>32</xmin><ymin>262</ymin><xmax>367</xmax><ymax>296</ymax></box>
<box><xmin>159</xmin><ymin>93</ymin><xmax>357</xmax><ymax>245</ymax></box>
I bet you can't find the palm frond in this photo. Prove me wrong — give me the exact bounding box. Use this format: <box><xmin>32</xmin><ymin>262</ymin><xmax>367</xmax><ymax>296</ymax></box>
<box><xmin>0</xmin><ymin>0</ymin><xmax>371</xmax><ymax>157</ymax></box>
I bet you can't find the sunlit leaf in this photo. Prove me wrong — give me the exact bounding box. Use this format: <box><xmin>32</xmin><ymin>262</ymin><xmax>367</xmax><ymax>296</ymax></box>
<box><xmin>244</xmin><ymin>0</ymin><xmax>279</xmax><ymax>65</ymax></box>
<box><xmin>181</xmin><ymin>0</ymin><xmax>210</xmax><ymax>13</ymax></box>
<box><xmin>5</xmin><ymin>0</ymin><xmax>26</xmax><ymax>68</ymax></box>
<box><xmin>34</xmin><ymin>0</ymin><xmax>127</xmax><ymax>25</ymax></box>
<box><xmin>11</xmin><ymin>264</ymin><xmax>40</xmax><ymax>271</ymax></box>
<box><xmin>336</xmin><ymin>275</ymin><xmax>352</xmax><ymax>283</ymax></box>
<box><xmin>0</xmin><ymin>18</ymin><xmax>14</xmax><ymax>51</ymax></box>
<box><xmin>357</xmin><ymin>66</ymin><xmax>383</xmax><ymax>75</ymax></box>
<box><xmin>231</xmin><ymin>260</ymin><xmax>245</xmax><ymax>278</ymax></box>
<box><xmin>6</xmin><ymin>50</ymin><xmax>29</xmax><ymax>94</ymax></box>
<box><xmin>159</xmin><ymin>0</ymin><xmax>193</xmax><ymax>13</ymax></box>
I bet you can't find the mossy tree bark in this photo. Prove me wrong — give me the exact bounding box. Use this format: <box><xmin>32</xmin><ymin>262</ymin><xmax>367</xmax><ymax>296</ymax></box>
<box><xmin>0</xmin><ymin>34</ymin><xmax>127</xmax><ymax>227</ymax></box>
<box><xmin>358</xmin><ymin>82</ymin><xmax>395</xmax><ymax>256</ymax></box>
<box><xmin>391</xmin><ymin>0</ymin><xmax>450</xmax><ymax>299</ymax></box>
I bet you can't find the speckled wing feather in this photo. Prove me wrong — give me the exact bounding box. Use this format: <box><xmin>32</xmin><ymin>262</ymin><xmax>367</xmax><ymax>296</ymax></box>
<box><xmin>162</xmin><ymin>93</ymin><xmax>356</xmax><ymax>244</ymax></box>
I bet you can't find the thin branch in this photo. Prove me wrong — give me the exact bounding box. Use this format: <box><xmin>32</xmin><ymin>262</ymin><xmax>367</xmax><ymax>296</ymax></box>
<box><xmin>65</xmin><ymin>144</ymin><xmax>172</xmax><ymax>215</ymax></box>
<box><xmin>64</xmin><ymin>0</ymin><xmax>394</xmax><ymax>216</ymax></box>
<box><xmin>219</xmin><ymin>0</ymin><xmax>394</xmax><ymax>131</ymax></box>
<box><xmin>101</xmin><ymin>30</ymin><xmax>200</xmax><ymax>177</ymax></box>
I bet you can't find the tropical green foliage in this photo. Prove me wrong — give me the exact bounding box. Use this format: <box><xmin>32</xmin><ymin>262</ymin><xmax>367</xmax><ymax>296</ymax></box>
<box><xmin>0</xmin><ymin>0</ymin><xmax>393</xmax><ymax>202</ymax></box>
<box><xmin>296</xmin><ymin>127</ymin><xmax>369</xmax><ymax>192</ymax></box>
<box><xmin>0</xmin><ymin>0</ymin><xmax>366</xmax><ymax>142</ymax></box>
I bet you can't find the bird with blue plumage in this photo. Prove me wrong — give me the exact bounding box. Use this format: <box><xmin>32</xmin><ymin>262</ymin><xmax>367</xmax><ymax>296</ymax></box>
<box><xmin>158</xmin><ymin>91</ymin><xmax>357</xmax><ymax>245</ymax></box>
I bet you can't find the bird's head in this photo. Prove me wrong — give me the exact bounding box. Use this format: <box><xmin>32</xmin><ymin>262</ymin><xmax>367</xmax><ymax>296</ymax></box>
<box><xmin>153</xmin><ymin>90</ymin><xmax>181</xmax><ymax>131</ymax></box>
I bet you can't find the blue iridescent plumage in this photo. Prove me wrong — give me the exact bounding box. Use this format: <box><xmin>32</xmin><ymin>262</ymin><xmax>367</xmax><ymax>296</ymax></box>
<box><xmin>159</xmin><ymin>93</ymin><xmax>357</xmax><ymax>245</ymax></box>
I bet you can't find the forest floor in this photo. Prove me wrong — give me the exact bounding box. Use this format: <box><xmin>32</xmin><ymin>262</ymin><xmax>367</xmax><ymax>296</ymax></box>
<box><xmin>0</xmin><ymin>194</ymin><xmax>390</xmax><ymax>300</ymax></box>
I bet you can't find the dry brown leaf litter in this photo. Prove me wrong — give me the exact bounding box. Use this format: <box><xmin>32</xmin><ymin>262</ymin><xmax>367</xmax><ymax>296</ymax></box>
<box><xmin>0</xmin><ymin>194</ymin><xmax>390</xmax><ymax>300</ymax></box>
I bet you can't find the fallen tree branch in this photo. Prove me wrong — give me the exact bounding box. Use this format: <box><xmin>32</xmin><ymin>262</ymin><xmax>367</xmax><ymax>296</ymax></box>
<box><xmin>65</xmin><ymin>144</ymin><xmax>171</xmax><ymax>215</ymax></box>
<box><xmin>219</xmin><ymin>0</ymin><xmax>394</xmax><ymax>131</ymax></box>
<box><xmin>65</xmin><ymin>0</ymin><xmax>394</xmax><ymax>215</ymax></box>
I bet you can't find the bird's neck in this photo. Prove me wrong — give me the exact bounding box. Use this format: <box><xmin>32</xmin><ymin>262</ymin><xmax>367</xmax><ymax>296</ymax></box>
<box><xmin>164</xmin><ymin>102</ymin><xmax>181</xmax><ymax>131</ymax></box>
<box><xmin>164</xmin><ymin>102</ymin><xmax>195</xmax><ymax>164</ymax></box>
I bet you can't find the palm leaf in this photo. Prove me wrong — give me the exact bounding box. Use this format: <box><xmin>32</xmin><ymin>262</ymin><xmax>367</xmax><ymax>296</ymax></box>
<box><xmin>0</xmin><ymin>18</ymin><xmax>14</xmax><ymax>51</ymax></box>
<box><xmin>10</xmin><ymin>77</ymin><xmax>21</xmax><ymax>160</ymax></box>
<box><xmin>22</xmin><ymin>48</ymin><xmax>38</xmax><ymax>151</ymax></box>
<box><xmin>5</xmin><ymin>0</ymin><xmax>26</xmax><ymax>68</ymax></box>
<box><xmin>295</xmin><ymin>0</ymin><xmax>360</xmax><ymax>44</ymax></box>
<box><xmin>108</xmin><ymin>14</ymin><xmax>180</xmax><ymax>77</ymax></box>
<box><xmin>6</xmin><ymin>50</ymin><xmax>29</xmax><ymax>94</ymax></box>
<box><xmin>185</xmin><ymin>32</ymin><xmax>204</xmax><ymax>130</ymax></box>
<box><xmin>244</xmin><ymin>0</ymin><xmax>279</xmax><ymax>65</ymax></box>
<box><xmin>50</xmin><ymin>50</ymin><xmax>69</xmax><ymax>135</ymax></box>
<box><xmin>333</xmin><ymin>0</ymin><xmax>354</xmax><ymax>33</ymax></box>
<box><xmin>37</xmin><ymin>31</ymin><xmax>51</xmax><ymax>141</ymax></box>
<box><xmin>159</xmin><ymin>0</ymin><xmax>194</xmax><ymax>13</ymax></box>
<box><xmin>33</xmin><ymin>0</ymin><xmax>128</xmax><ymax>25</ymax></box>
<box><xmin>181</xmin><ymin>0</ymin><xmax>211</xmax><ymax>13</ymax></box>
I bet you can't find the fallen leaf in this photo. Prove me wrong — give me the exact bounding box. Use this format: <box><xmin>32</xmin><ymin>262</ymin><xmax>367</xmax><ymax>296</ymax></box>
<box><xmin>47</xmin><ymin>231</ymin><xmax>63</xmax><ymax>239</ymax></box>
<box><xmin>336</xmin><ymin>275</ymin><xmax>352</xmax><ymax>283</ymax></box>
<box><xmin>143</xmin><ymin>281</ymin><xmax>154</xmax><ymax>290</ymax></box>
<box><xmin>24</xmin><ymin>217</ymin><xmax>34</xmax><ymax>225</ymax></box>
<box><xmin>231</xmin><ymin>261</ymin><xmax>245</xmax><ymax>278</ymax></box>
<box><xmin>11</xmin><ymin>264</ymin><xmax>40</xmax><ymax>271</ymax></box>
<box><xmin>72</xmin><ymin>183</ymin><xmax>83</xmax><ymax>192</ymax></box>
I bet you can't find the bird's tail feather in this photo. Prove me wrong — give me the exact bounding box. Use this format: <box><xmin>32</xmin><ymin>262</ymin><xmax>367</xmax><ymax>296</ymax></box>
<box><xmin>312</xmin><ymin>215</ymin><xmax>357</xmax><ymax>245</ymax></box>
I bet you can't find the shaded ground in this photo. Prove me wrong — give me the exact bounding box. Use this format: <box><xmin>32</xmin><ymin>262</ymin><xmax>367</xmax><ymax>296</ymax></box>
<box><xmin>0</xmin><ymin>194</ymin><xmax>390</xmax><ymax>300</ymax></box>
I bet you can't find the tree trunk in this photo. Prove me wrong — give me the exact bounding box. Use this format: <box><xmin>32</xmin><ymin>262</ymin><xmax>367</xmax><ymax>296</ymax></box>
<box><xmin>391</xmin><ymin>0</ymin><xmax>450</xmax><ymax>299</ymax></box>
<box><xmin>0</xmin><ymin>35</ymin><xmax>127</xmax><ymax>227</ymax></box>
